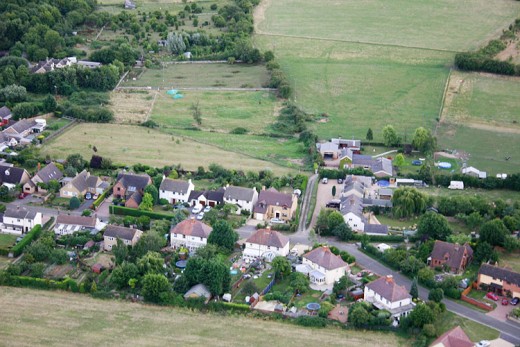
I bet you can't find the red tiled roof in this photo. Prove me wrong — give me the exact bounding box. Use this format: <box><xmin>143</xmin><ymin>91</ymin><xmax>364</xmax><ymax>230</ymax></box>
<box><xmin>303</xmin><ymin>246</ymin><xmax>348</xmax><ymax>270</ymax></box>
<box><xmin>429</xmin><ymin>326</ymin><xmax>473</xmax><ymax>347</ymax></box>
<box><xmin>430</xmin><ymin>240</ymin><xmax>473</xmax><ymax>271</ymax></box>
<box><xmin>245</xmin><ymin>228</ymin><xmax>288</xmax><ymax>248</ymax></box>
<box><xmin>170</xmin><ymin>219</ymin><xmax>212</xmax><ymax>238</ymax></box>
<box><xmin>366</xmin><ymin>276</ymin><xmax>411</xmax><ymax>302</ymax></box>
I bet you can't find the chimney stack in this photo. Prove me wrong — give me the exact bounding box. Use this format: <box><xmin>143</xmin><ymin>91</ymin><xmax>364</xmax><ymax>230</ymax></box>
<box><xmin>386</xmin><ymin>275</ymin><xmax>393</xmax><ymax>283</ymax></box>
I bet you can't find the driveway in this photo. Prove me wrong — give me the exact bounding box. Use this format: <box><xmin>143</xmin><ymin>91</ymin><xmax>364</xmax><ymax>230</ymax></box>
<box><xmin>487</xmin><ymin>297</ymin><xmax>516</xmax><ymax>322</ymax></box>
<box><xmin>309</xmin><ymin>180</ymin><xmax>342</xmax><ymax>229</ymax></box>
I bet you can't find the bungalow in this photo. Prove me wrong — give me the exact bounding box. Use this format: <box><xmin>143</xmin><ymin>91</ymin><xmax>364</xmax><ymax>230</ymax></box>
<box><xmin>77</xmin><ymin>61</ymin><xmax>102</xmax><ymax>69</ymax></box>
<box><xmin>54</xmin><ymin>214</ymin><xmax>106</xmax><ymax>236</ymax></box>
<box><xmin>316</xmin><ymin>141</ymin><xmax>341</xmax><ymax>160</ymax></box>
<box><xmin>462</xmin><ymin>166</ymin><xmax>487</xmax><ymax>179</ymax></box>
<box><xmin>0</xmin><ymin>106</ymin><xmax>12</xmax><ymax>126</ymax></box>
<box><xmin>103</xmin><ymin>225</ymin><xmax>142</xmax><ymax>251</ymax></box>
<box><xmin>170</xmin><ymin>219</ymin><xmax>212</xmax><ymax>252</ymax></box>
<box><xmin>159</xmin><ymin>178</ymin><xmax>194</xmax><ymax>204</ymax></box>
<box><xmin>188</xmin><ymin>189</ymin><xmax>224</xmax><ymax>208</ymax></box>
<box><xmin>429</xmin><ymin>326</ymin><xmax>473</xmax><ymax>347</ymax></box>
<box><xmin>253</xmin><ymin>188</ymin><xmax>298</xmax><ymax>222</ymax></box>
<box><xmin>477</xmin><ymin>263</ymin><xmax>520</xmax><ymax>298</ymax></box>
<box><xmin>30</xmin><ymin>57</ymin><xmax>75</xmax><ymax>74</ymax></box>
<box><xmin>60</xmin><ymin>170</ymin><xmax>104</xmax><ymax>198</ymax></box>
<box><xmin>364</xmin><ymin>275</ymin><xmax>416</xmax><ymax>322</ymax></box>
<box><xmin>1</xmin><ymin>207</ymin><xmax>42</xmax><ymax>235</ymax></box>
<box><xmin>341</xmin><ymin>150</ymin><xmax>393</xmax><ymax>177</ymax></box>
<box><xmin>243</xmin><ymin>228</ymin><xmax>289</xmax><ymax>262</ymax></box>
<box><xmin>300</xmin><ymin>246</ymin><xmax>349</xmax><ymax>286</ymax></box>
<box><xmin>223</xmin><ymin>185</ymin><xmax>258</xmax><ymax>215</ymax></box>
<box><xmin>0</xmin><ymin>164</ymin><xmax>31</xmax><ymax>189</ymax></box>
<box><xmin>3</xmin><ymin>118</ymin><xmax>47</xmax><ymax>144</ymax></box>
<box><xmin>364</xmin><ymin>224</ymin><xmax>389</xmax><ymax>236</ymax></box>
<box><xmin>23</xmin><ymin>162</ymin><xmax>63</xmax><ymax>194</ymax></box>
<box><xmin>428</xmin><ymin>241</ymin><xmax>473</xmax><ymax>274</ymax></box>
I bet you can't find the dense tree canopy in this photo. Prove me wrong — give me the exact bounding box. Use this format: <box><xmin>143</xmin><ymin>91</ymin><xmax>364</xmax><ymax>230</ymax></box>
<box><xmin>207</xmin><ymin>220</ymin><xmax>238</xmax><ymax>252</ymax></box>
<box><xmin>417</xmin><ymin>212</ymin><xmax>452</xmax><ymax>241</ymax></box>
<box><xmin>392</xmin><ymin>187</ymin><xmax>431</xmax><ymax>218</ymax></box>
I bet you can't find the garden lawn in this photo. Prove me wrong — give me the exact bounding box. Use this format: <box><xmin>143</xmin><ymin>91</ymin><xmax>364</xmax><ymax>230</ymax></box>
<box><xmin>0</xmin><ymin>234</ymin><xmax>17</xmax><ymax>249</ymax></box>
<box><xmin>292</xmin><ymin>290</ymin><xmax>322</xmax><ymax>309</ymax></box>
<box><xmin>256</xmin><ymin>0</ymin><xmax>520</xmax><ymax>51</ymax></box>
<box><xmin>151</xmin><ymin>90</ymin><xmax>278</xmax><ymax>133</ymax></box>
<box><xmin>423</xmin><ymin>187</ymin><xmax>520</xmax><ymax>205</ymax></box>
<box><xmin>0</xmin><ymin>287</ymin><xmax>408</xmax><ymax>347</ymax></box>
<box><xmin>498</xmin><ymin>251</ymin><xmax>520</xmax><ymax>273</ymax></box>
<box><xmin>121</xmin><ymin>64</ymin><xmax>270</xmax><ymax>89</ymax></box>
<box><xmin>40</xmin><ymin>123</ymin><xmax>297</xmax><ymax>175</ymax></box>
<box><xmin>436</xmin><ymin>311</ymin><xmax>499</xmax><ymax>342</ymax></box>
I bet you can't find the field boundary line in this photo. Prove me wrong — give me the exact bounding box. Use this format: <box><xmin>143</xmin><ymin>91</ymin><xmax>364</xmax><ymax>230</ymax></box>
<box><xmin>145</xmin><ymin>91</ymin><xmax>159</xmax><ymax>122</ymax></box>
<box><xmin>255</xmin><ymin>33</ymin><xmax>462</xmax><ymax>53</ymax></box>
<box><xmin>116</xmin><ymin>86</ymin><xmax>276</xmax><ymax>92</ymax></box>
<box><xmin>114</xmin><ymin>71</ymin><xmax>129</xmax><ymax>90</ymax></box>
<box><xmin>434</xmin><ymin>68</ymin><xmax>453</xmax><ymax>137</ymax></box>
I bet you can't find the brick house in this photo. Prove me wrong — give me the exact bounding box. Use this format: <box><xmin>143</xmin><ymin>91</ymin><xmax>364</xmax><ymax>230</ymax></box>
<box><xmin>252</xmin><ymin>188</ymin><xmax>298</xmax><ymax>222</ymax></box>
<box><xmin>428</xmin><ymin>241</ymin><xmax>473</xmax><ymax>274</ymax></box>
<box><xmin>477</xmin><ymin>263</ymin><xmax>520</xmax><ymax>299</ymax></box>
<box><xmin>113</xmin><ymin>173</ymin><xmax>152</xmax><ymax>199</ymax></box>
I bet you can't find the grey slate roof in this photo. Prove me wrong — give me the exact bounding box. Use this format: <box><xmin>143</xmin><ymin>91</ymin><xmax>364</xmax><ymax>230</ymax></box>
<box><xmin>160</xmin><ymin>178</ymin><xmax>190</xmax><ymax>194</ymax></box>
<box><xmin>104</xmin><ymin>225</ymin><xmax>140</xmax><ymax>241</ymax></box>
<box><xmin>479</xmin><ymin>264</ymin><xmax>520</xmax><ymax>287</ymax></box>
<box><xmin>0</xmin><ymin>106</ymin><xmax>11</xmax><ymax>119</ymax></box>
<box><xmin>34</xmin><ymin>163</ymin><xmax>63</xmax><ymax>183</ymax></box>
<box><xmin>364</xmin><ymin>224</ymin><xmax>389</xmax><ymax>235</ymax></box>
<box><xmin>4</xmin><ymin>207</ymin><xmax>37</xmax><ymax>220</ymax></box>
<box><xmin>70</xmin><ymin>170</ymin><xmax>89</xmax><ymax>192</ymax></box>
<box><xmin>372</xmin><ymin>157</ymin><xmax>393</xmax><ymax>176</ymax></box>
<box><xmin>188</xmin><ymin>189</ymin><xmax>224</xmax><ymax>203</ymax></box>
<box><xmin>0</xmin><ymin>165</ymin><xmax>27</xmax><ymax>185</ymax></box>
<box><xmin>116</xmin><ymin>173</ymin><xmax>151</xmax><ymax>191</ymax></box>
<box><xmin>7</xmin><ymin>119</ymin><xmax>36</xmax><ymax>134</ymax></box>
<box><xmin>339</xmin><ymin>194</ymin><xmax>364</xmax><ymax>217</ymax></box>
<box><xmin>253</xmin><ymin>188</ymin><xmax>293</xmax><ymax>214</ymax></box>
<box><xmin>343</xmin><ymin>181</ymin><xmax>365</xmax><ymax>196</ymax></box>
<box><xmin>224</xmin><ymin>186</ymin><xmax>255</xmax><ymax>202</ymax></box>
<box><xmin>317</xmin><ymin>141</ymin><xmax>339</xmax><ymax>152</ymax></box>
<box><xmin>352</xmin><ymin>154</ymin><xmax>374</xmax><ymax>166</ymax></box>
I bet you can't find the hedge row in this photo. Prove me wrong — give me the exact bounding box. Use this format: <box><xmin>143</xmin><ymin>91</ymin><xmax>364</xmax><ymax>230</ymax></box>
<box><xmin>207</xmin><ymin>301</ymin><xmax>251</xmax><ymax>313</ymax></box>
<box><xmin>351</xmin><ymin>234</ymin><xmax>404</xmax><ymax>243</ymax></box>
<box><xmin>93</xmin><ymin>190</ymin><xmax>110</xmax><ymax>209</ymax></box>
<box><xmin>10</xmin><ymin>225</ymin><xmax>42</xmax><ymax>257</ymax></box>
<box><xmin>0</xmin><ymin>273</ymin><xmax>79</xmax><ymax>292</ymax></box>
<box><xmin>109</xmin><ymin>205</ymin><xmax>176</xmax><ymax>220</ymax></box>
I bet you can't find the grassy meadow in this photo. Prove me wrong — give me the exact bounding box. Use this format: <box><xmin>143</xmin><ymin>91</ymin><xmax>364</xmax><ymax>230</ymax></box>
<box><xmin>0</xmin><ymin>287</ymin><xmax>409</xmax><ymax>347</ymax></box>
<box><xmin>121</xmin><ymin>63</ymin><xmax>270</xmax><ymax>89</ymax></box>
<box><xmin>40</xmin><ymin>123</ymin><xmax>296</xmax><ymax>175</ymax></box>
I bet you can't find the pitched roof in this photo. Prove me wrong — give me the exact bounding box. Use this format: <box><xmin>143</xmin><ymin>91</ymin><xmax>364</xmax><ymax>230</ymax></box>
<box><xmin>366</xmin><ymin>276</ymin><xmax>411</xmax><ymax>302</ymax></box>
<box><xmin>364</xmin><ymin>224</ymin><xmax>389</xmax><ymax>235</ymax></box>
<box><xmin>0</xmin><ymin>106</ymin><xmax>11</xmax><ymax>119</ymax></box>
<box><xmin>246</xmin><ymin>228</ymin><xmax>289</xmax><ymax>248</ymax></box>
<box><xmin>339</xmin><ymin>194</ymin><xmax>364</xmax><ymax>217</ymax></box>
<box><xmin>303</xmin><ymin>246</ymin><xmax>348</xmax><ymax>270</ymax></box>
<box><xmin>253</xmin><ymin>188</ymin><xmax>293</xmax><ymax>214</ymax></box>
<box><xmin>116</xmin><ymin>172</ymin><xmax>151</xmax><ymax>191</ymax></box>
<box><xmin>188</xmin><ymin>189</ymin><xmax>224</xmax><ymax>203</ymax></box>
<box><xmin>429</xmin><ymin>326</ymin><xmax>473</xmax><ymax>347</ymax></box>
<box><xmin>184</xmin><ymin>284</ymin><xmax>211</xmax><ymax>299</ymax></box>
<box><xmin>34</xmin><ymin>163</ymin><xmax>63</xmax><ymax>183</ymax></box>
<box><xmin>0</xmin><ymin>165</ymin><xmax>27</xmax><ymax>185</ymax></box>
<box><xmin>3</xmin><ymin>207</ymin><xmax>37</xmax><ymax>220</ymax></box>
<box><xmin>104</xmin><ymin>225</ymin><xmax>141</xmax><ymax>241</ymax></box>
<box><xmin>160</xmin><ymin>178</ymin><xmax>191</xmax><ymax>193</ymax></box>
<box><xmin>127</xmin><ymin>191</ymin><xmax>142</xmax><ymax>205</ymax></box>
<box><xmin>431</xmin><ymin>241</ymin><xmax>473</xmax><ymax>270</ymax></box>
<box><xmin>317</xmin><ymin>141</ymin><xmax>339</xmax><ymax>152</ymax></box>
<box><xmin>7</xmin><ymin>119</ymin><xmax>36</xmax><ymax>134</ymax></box>
<box><xmin>56</xmin><ymin>215</ymin><xmax>96</xmax><ymax>228</ymax></box>
<box><xmin>372</xmin><ymin>157</ymin><xmax>393</xmax><ymax>175</ymax></box>
<box><xmin>224</xmin><ymin>186</ymin><xmax>256</xmax><ymax>202</ymax></box>
<box><xmin>479</xmin><ymin>263</ymin><xmax>520</xmax><ymax>287</ymax></box>
<box><xmin>69</xmin><ymin>170</ymin><xmax>89</xmax><ymax>192</ymax></box>
<box><xmin>170</xmin><ymin>219</ymin><xmax>212</xmax><ymax>238</ymax></box>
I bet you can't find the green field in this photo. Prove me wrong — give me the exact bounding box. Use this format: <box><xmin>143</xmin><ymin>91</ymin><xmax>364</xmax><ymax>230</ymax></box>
<box><xmin>96</xmin><ymin>0</ymin><xmax>225</xmax><ymax>15</ymax></box>
<box><xmin>257</xmin><ymin>0</ymin><xmax>520</xmax><ymax>51</ymax></box>
<box><xmin>0</xmin><ymin>287</ymin><xmax>409</xmax><ymax>347</ymax></box>
<box><xmin>151</xmin><ymin>91</ymin><xmax>277</xmax><ymax>132</ymax></box>
<box><xmin>41</xmin><ymin>123</ymin><xmax>297</xmax><ymax>175</ymax></box>
<box><xmin>423</xmin><ymin>187</ymin><xmax>520</xmax><ymax>204</ymax></box>
<box><xmin>122</xmin><ymin>64</ymin><xmax>270</xmax><ymax>89</ymax></box>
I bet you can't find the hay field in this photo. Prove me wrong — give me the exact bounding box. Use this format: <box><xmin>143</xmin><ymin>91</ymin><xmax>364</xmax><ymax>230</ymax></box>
<box><xmin>40</xmin><ymin>123</ymin><xmax>296</xmax><ymax>175</ymax></box>
<box><xmin>110</xmin><ymin>90</ymin><xmax>155</xmax><ymax>124</ymax></box>
<box><xmin>151</xmin><ymin>90</ymin><xmax>278</xmax><ymax>132</ymax></box>
<box><xmin>0</xmin><ymin>287</ymin><xmax>408</xmax><ymax>347</ymax></box>
<box><xmin>256</xmin><ymin>0</ymin><xmax>520</xmax><ymax>51</ymax></box>
<box><xmin>121</xmin><ymin>64</ymin><xmax>270</xmax><ymax>89</ymax></box>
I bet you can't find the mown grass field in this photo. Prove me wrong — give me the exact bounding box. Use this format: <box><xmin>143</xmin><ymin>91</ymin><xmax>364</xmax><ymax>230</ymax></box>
<box><xmin>96</xmin><ymin>0</ymin><xmax>226</xmax><ymax>16</ymax></box>
<box><xmin>0</xmin><ymin>287</ymin><xmax>409</xmax><ymax>347</ymax></box>
<box><xmin>256</xmin><ymin>0</ymin><xmax>520</xmax><ymax>51</ymax></box>
<box><xmin>151</xmin><ymin>90</ymin><xmax>278</xmax><ymax>133</ymax></box>
<box><xmin>40</xmin><ymin>123</ymin><xmax>296</xmax><ymax>175</ymax></box>
<box><xmin>121</xmin><ymin>64</ymin><xmax>270</xmax><ymax>89</ymax></box>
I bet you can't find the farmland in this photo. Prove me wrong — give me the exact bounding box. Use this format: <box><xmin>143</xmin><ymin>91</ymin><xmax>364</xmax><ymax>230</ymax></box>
<box><xmin>0</xmin><ymin>287</ymin><xmax>408</xmax><ymax>347</ymax></box>
<box><xmin>40</xmin><ymin>123</ymin><xmax>296</xmax><ymax>175</ymax></box>
<box><xmin>121</xmin><ymin>63</ymin><xmax>270</xmax><ymax>89</ymax></box>
<box><xmin>110</xmin><ymin>90</ymin><xmax>155</xmax><ymax>124</ymax></box>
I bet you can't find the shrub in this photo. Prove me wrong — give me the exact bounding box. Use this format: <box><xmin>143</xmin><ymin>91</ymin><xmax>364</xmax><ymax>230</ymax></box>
<box><xmin>11</xmin><ymin>225</ymin><xmax>42</xmax><ymax>257</ymax></box>
<box><xmin>230</xmin><ymin>127</ymin><xmax>248</xmax><ymax>135</ymax></box>
<box><xmin>294</xmin><ymin>316</ymin><xmax>328</xmax><ymax>328</ymax></box>
<box><xmin>69</xmin><ymin>196</ymin><xmax>81</xmax><ymax>210</ymax></box>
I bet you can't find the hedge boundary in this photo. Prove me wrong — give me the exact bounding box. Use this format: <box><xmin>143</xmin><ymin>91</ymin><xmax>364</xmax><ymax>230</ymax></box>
<box><xmin>10</xmin><ymin>225</ymin><xmax>42</xmax><ymax>257</ymax></box>
<box><xmin>109</xmin><ymin>205</ymin><xmax>176</xmax><ymax>220</ymax></box>
<box><xmin>93</xmin><ymin>190</ymin><xmax>110</xmax><ymax>209</ymax></box>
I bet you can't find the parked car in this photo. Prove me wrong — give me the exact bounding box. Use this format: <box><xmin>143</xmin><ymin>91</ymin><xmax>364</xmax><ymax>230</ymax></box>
<box><xmin>203</xmin><ymin>206</ymin><xmax>211</xmax><ymax>213</ymax></box>
<box><xmin>270</xmin><ymin>218</ymin><xmax>285</xmax><ymax>224</ymax></box>
<box><xmin>18</xmin><ymin>193</ymin><xmax>26</xmax><ymax>199</ymax></box>
<box><xmin>192</xmin><ymin>205</ymin><xmax>202</xmax><ymax>214</ymax></box>
<box><xmin>322</xmin><ymin>178</ymin><xmax>328</xmax><ymax>184</ymax></box>
<box><xmin>502</xmin><ymin>298</ymin><xmax>509</xmax><ymax>305</ymax></box>
<box><xmin>85</xmin><ymin>192</ymin><xmax>92</xmax><ymax>200</ymax></box>
<box><xmin>476</xmin><ymin>341</ymin><xmax>490</xmax><ymax>347</ymax></box>
<box><xmin>196</xmin><ymin>212</ymin><xmax>204</xmax><ymax>220</ymax></box>
<box><xmin>486</xmin><ymin>292</ymin><xmax>498</xmax><ymax>301</ymax></box>
<box><xmin>511</xmin><ymin>297</ymin><xmax>519</xmax><ymax>305</ymax></box>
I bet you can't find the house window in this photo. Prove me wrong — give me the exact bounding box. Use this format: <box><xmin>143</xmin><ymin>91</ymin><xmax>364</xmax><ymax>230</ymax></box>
<box><xmin>200</xmin><ymin>237</ymin><xmax>203</xmax><ymax>241</ymax></box>
<box><xmin>183</xmin><ymin>235</ymin><xmax>186</xmax><ymax>239</ymax></box>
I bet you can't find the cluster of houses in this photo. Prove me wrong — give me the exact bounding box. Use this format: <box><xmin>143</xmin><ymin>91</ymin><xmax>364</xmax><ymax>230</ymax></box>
<box><xmin>0</xmin><ymin>108</ymin><xmax>47</xmax><ymax>151</ymax></box>
<box><xmin>30</xmin><ymin>57</ymin><xmax>101</xmax><ymax>74</ymax></box>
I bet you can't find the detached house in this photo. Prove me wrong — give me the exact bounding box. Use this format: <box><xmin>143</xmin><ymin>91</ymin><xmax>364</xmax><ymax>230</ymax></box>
<box><xmin>223</xmin><ymin>185</ymin><xmax>258</xmax><ymax>215</ymax></box>
<box><xmin>299</xmin><ymin>246</ymin><xmax>349</xmax><ymax>286</ymax></box>
<box><xmin>3</xmin><ymin>118</ymin><xmax>46</xmax><ymax>145</ymax></box>
<box><xmin>477</xmin><ymin>263</ymin><xmax>520</xmax><ymax>299</ymax></box>
<box><xmin>364</xmin><ymin>275</ymin><xmax>415</xmax><ymax>322</ymax></box>
<box><xmin>253</xmin><ymin>188</ymin><xmax>298</xmax><ymax>222</ymax></box>
<box><xmin>113</xmin><ymin>172</ymin><xmax>152</xmax><ymax>208</ymax></box>
<box><xmin>23</xmin><ymin>163</ymin><xmax>63</xmax><ymax>194</ymax></box>
<box><xmin>54</xmin><ymin>214</ymin><xmax>106</xmax><ymax>236</ymax></box>
<box><xmin>428</xmin><ymin>241</ymin><xmax>473</xmax><ymax>274</ymax></box>
<box><xmin>60</xmin><ymin>170</ymin><xmax>105</xmax><ymax>198</ymax></box>
<box><xmin>1</xmin><ymin>207</ymin><xmax>42</xmax><ymax>235</ymax></box>
<box><xmin>188</xmin><ymin>189</ymin><xmax>224</xmax><ymax>207</ymax></box>
<box><xmin>170</xmin><ymin>219</ymin><xmax>212</xmax><ymax>252</ymax></box>
<box><xmin>103</xmin><ymin>225</ymin><xmax>142</xmax><ymax>251</ymax></box>
<box><xmin>0</xmin><ymin>164</ymin><xmax>31</xmax><ymax>189</ymax></box>
<box><xmin>159</xmin><ymin>178</ymin><xmax>194</xmax><ymax>204</ymax></box>
<box><xmin>341</xmin><ymin>149</ymin><xmax>393</xmax><ymax>177</ymax></box>
<box><xmin>340</xmin><ymin>195</ymin><xmax>365</xmax><ymax>232</ymax></box>
<box><xmin>430</xmin><ymin>326</ymin><xmax>473</xmax><ymax>347</ymax></box>
<box><xmin>243</xmin><ymin>228</ymin><xmax>289</xmax><ymax>262</ymax></box>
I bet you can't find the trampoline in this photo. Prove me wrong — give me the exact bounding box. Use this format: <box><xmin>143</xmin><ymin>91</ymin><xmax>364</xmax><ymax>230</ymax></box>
<box><xmin>230</xmin><ymin>269</ymin><xmax>238</xmax><ymax>275</ymax></box>
<box><xmin>306</xmin><ymin>303</ymin><xmax>321</xmax><ymax>311</ymax></box>
<box><xmin>412</xmin><ymin>160</ymin><xmax>422</xmax><ymax>166</ymax></box>
<box><xmin>175</xmin><ymin>260</ymin><xmax>187</xmax><ymax>269</ymax></box>
<box><xmin>377</xmin><ymin>180</ymin><xmax>390</xmax><ymax>187</ymax></box>
<box><xmin>166</xmin><ymin>89</ymin><xmax>184</xmax><ymax>99</ymax></box>
<box><xmin>438</xmin><ymin>162</ymin><xmax>452</xmax><ymax>169</ymax></box>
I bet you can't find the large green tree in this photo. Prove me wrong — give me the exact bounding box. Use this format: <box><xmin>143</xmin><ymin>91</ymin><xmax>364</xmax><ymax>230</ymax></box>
<box><xmin>183</xmin><ymin>256</ymin><xmax>230</xmax><ymax>295</ymax></box>
<box><xmin>144</xmin><ymin>185</ymin><xmax>159</xmax><ymax>205</ymax></box>
<box><xmin>382</xmin><ymin>125</ymin><xmax>400</xmax><ymax>147</ymax></box>
<box><xmin>271</xmin><ymin>256</ymin><xmax>291</xmax><ymax>280</ymax></box>
<box><xmin>137</xmin><ymin>251</ymin><xmax>164</xmax><ymax>275</ymax></box>
<box><xmin>132</xmin><ymin>230</ymin><xmax>166</xmax><ymax>258</ymax></box>
<box><xmin>417</xmin><ymin>212</ymin><xmax>452</xmax><ymax>241</ymax></box>
<box><xmin>207</xmin><ymin>220</ymin><xmax>238</xmax><ymax>252</ymax></box>
<box><xmin>411</xmin><ymin>127</ymin><xmax>436</xmax><ymax>154</ymax></box>
<box><xmin>479</xmin><ymin>219</ymin><xmax>509</xmax><ymax>247</ymax></box>
<box><xmin>139</xmin><ymin>193</ymin><xmax>154</xmax><ymax>211</ymax></box>
<box><xmin>410</xmin><ymin>277</ymin><xmax>419</xmax><ymax>300</ymax></box>
<box><xmin>392</xmin><ymin>187</ymin><xmax>430</xmax><ymax>218</ymax></box>
<box><xmin>409</xmin><ymin>303</ymin><xmax>435</xmax><ymax>328</ymax></box>
<box><xmin>142</xmin><ymin>273</ymin><xmax>170</xmax><ymax>303</ymax></box>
